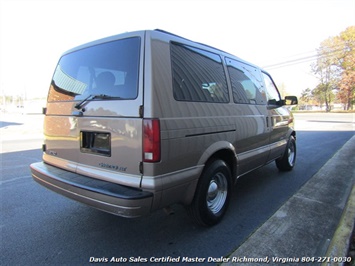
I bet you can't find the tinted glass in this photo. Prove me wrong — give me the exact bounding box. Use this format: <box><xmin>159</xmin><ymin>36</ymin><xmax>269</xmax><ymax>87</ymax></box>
<box><xmin>262</xmin><ymin>72</ymin><xmax>281</xmax><ymax>104</ymax></box>
<box><xmin>226</xmin><ymin>58</ymin><xmax>266</xmax><ymax>105</ymax></box>
<box><xmin>171</xmin><ymin>43</ymin><xmax>229</xmax><ymax>103</ymax></box>
<box><xmin>48</xmin><ymin>37</ymin><xmax>140</xmax><ymax>102</ymax></box>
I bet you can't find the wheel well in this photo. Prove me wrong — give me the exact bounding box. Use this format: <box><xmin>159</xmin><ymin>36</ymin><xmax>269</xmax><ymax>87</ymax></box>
<box><xmin>291</xmin><ymin>131</ymin><xmax>296</xmax><ymax>140</ymax></box>
<box><xmin>207</xmin><ymin>149</ymin><xmax>237</xmax><ymax>183</ymax></box>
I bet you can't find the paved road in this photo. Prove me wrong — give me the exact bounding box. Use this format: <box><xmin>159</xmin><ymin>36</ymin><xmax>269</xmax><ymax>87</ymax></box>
<box><xmin>1</xmin><ymin>113</ymin><xmax>354</xmax><ymax>265</ymax></box>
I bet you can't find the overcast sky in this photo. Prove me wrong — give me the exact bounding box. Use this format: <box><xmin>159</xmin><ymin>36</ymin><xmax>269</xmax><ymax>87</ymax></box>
<box><xmin>1</xmin><ymin>0</ymin><xmax>354</xmax><ymax>99</ymax></box>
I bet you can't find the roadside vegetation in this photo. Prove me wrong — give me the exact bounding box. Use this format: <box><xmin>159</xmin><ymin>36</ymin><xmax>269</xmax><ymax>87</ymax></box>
<box><xmin>299</xmin><ymin>26</ymin><xmax>355</xmax><ymax>112</ymax></box>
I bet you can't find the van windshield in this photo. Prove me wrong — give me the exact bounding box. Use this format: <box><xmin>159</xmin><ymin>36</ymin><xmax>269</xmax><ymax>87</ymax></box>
<box><xmin>48</xmin><ymin>37</ymin><xmax>140</xmax><ymax>102</ymax></box>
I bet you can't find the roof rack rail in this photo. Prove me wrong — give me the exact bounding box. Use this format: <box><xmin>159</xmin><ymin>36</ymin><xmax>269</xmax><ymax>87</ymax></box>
<box><xmin>154</xmin><ymin>29</ymin><xmax>191</xmax><ymax>41</ymax></box>
<box><xmin>154</xmin><ymin>29</ymin><xmax>229</xmax><ymax>55</ymax></box>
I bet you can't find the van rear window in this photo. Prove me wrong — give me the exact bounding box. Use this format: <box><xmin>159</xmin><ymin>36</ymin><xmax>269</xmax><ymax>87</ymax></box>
<box><xmin>48</xmin><ymin>37</ymin><xmax>140</xmax><ymax>102</ymax></box>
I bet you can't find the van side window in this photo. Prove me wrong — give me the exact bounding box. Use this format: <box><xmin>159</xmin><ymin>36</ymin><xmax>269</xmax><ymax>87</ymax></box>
<box><xmin>171</xmin><ymin>43</ymin><xmax>229</xmax><ymax>103</ymax></box>
<box><xmin>262</xmin><ymin>72</ymin><xmax>281</xmax><ymax>105</ymax></box>
<box><xmin>226</xmin><ymin>58</ymin><xmax>266</xmax><ymax>105</ymax></box>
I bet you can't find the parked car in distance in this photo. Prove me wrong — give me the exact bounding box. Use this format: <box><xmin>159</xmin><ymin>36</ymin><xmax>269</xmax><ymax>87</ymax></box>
<box><xmin>30</xmin><ymin>29</ymin><xmax>298</xmax><ymax>226</ymax></box>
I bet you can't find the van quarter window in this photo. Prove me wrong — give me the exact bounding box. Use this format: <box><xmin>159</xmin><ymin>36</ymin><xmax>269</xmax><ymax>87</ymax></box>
<box><xmin>48</xmin><ymin>37</ymin><xmax>140</xmax><ymax>102</ymax></box>
<box><xmin>171</xmin><ymin>43</ymin><xmax>229</xmax><ymax>103</ymax></box>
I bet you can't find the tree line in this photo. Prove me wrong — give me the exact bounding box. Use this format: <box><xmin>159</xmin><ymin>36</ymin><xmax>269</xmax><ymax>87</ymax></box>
<box><xmin>301</xmin><ymin>26</ymin><xmax>355</xmax><ymax>111</ymax></box>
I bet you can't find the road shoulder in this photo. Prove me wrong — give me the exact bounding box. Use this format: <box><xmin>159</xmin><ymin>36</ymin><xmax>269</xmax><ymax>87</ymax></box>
<box><xmin>223</xmin><ymin>134</ymin><xmax>355</xmax><ymax>265</ymax></box>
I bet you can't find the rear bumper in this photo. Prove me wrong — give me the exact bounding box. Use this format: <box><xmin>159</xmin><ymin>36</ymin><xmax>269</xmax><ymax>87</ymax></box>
<box><xmin>30</xmin><ymin>162</ymin><xmax>153</xmax><ymax>218</ymax></box>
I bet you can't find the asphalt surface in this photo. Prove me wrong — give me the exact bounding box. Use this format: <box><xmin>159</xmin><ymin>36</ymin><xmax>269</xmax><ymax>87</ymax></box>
<box><xmin>222</xmin><ymin>134</ymin><xmax>355</xmax><ymax>266</ymax></box>
<box><xmin>1</xmin><ymin>112</ymin><xmax>354</xmax><ymax>265</ymax></box>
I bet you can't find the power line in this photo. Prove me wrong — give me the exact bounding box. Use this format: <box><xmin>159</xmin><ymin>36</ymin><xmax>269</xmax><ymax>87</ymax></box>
<box><xmin>263</xmin><ymin>47</ymin><xmax>345</xmax><ymax>70</ymax></box>
<box><xmin>262</xmin><ymin>54</ymin><xmax>318</xmax><ymax>70</ymax></box>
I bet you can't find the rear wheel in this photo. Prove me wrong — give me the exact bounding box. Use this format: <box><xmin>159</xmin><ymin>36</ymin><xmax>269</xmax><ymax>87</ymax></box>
<box><xmin>187</xmin><ymin>159</ymin><xmax>232</xmax><ymax>226</ymax></box>
<box><xmin>276</xmin><ymin>135</ymin><xmax>296</xmax><ymax>171</ymax></box>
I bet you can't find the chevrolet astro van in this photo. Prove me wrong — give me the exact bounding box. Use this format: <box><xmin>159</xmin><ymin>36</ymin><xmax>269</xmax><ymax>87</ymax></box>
<box><xmin>30</xmin><ymin>29</ymin><xmax>298</xmax><ymax>226</ymax></box>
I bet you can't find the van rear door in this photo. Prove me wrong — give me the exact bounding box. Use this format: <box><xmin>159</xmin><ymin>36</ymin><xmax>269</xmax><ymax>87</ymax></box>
<box><xmin>44</xmin><ymin>33</ymin><xmax>144</xmax><ymax>187</ymax></box>
<box><xmin>225</xmin><ymin>58</ymin><xmax>270</xmax><ymax>173</ymax></box>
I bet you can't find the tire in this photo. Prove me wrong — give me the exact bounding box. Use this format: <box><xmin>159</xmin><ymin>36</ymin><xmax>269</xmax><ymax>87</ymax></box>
<box><xmin>187</xmin><ymin>159</ymin><xmax>232</xmax><ymax>226</ymax></box>
<box><xmin>276</xmin><ymin>135</ymin><xmax>296</xmax><ymax>171</ymax></box>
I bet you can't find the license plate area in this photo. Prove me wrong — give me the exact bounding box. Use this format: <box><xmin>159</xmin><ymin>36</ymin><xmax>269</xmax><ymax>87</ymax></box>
<box><xmin>80</xmin><ymin>131</ymin><xmax>111</xmax><ymax>156</ymax></box>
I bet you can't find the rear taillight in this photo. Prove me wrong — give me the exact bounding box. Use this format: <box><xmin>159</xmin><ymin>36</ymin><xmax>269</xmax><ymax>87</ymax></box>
<box><xmin>143</xmin><ymin>119</ymin><xmax>161</xmax><ymax>162</ymax></box>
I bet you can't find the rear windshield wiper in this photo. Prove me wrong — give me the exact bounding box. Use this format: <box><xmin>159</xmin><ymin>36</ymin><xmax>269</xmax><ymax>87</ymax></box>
<box><xmin>74</xmin><ymin>94</ymin><xmax>120</xmax><ymax>110</ymax></box>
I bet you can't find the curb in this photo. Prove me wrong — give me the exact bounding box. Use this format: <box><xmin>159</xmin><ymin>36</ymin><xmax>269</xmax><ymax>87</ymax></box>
<box><xmin>222</xmin><ymin>134</ymin><xmax>355</xmax><ymax>265</ymax></box>
<box><xmin>323</xmin><ymin>184</ymin><xmax>355</xmax><ymax>265</ymax></box>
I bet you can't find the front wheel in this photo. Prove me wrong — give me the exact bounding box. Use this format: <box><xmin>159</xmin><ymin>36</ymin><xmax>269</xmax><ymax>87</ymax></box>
<box><xmin>187</xmin><ymin>159</ymin><xmax>232</xmax><ymax>226</ymax></box>
<box><xmin>276</xmin><ymin>135</ymin><xmax>296</xmax><ymax>171</ymax></box>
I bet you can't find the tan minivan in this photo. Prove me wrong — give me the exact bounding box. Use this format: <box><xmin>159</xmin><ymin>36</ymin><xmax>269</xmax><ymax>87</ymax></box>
<box><xmin>30</xmin><ymin>29</ymin><xmax>298</xmax><ymax>226</ymax></box>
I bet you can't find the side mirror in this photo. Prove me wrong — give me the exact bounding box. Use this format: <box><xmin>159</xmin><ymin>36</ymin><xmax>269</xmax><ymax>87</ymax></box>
<box><xmin>283</xmin><ymin>96</ymin><xmax>298</xmax><ymax>105</ymax></box>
